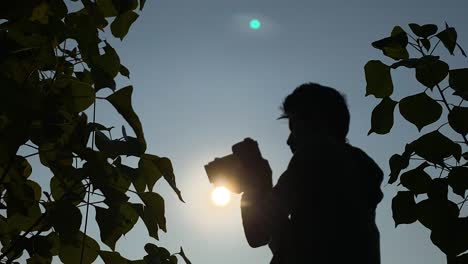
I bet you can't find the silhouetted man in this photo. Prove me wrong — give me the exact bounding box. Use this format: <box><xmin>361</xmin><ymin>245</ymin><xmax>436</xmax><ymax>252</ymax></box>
<box><xmin>240</xmin><ymin>83</ymin><xmax>383</xmax><ymax>264</ymax></box>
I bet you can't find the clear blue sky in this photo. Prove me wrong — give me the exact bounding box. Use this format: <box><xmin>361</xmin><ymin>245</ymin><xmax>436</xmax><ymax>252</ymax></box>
<box><xmin>33</xmin><ymin>0</ymin><xmax>468</xmax><ymax>263</ymax></box>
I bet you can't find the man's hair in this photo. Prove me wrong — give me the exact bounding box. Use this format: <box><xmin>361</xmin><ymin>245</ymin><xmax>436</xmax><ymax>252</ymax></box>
<box><xmin>280</xmin><ymin>82</ymin><xmax>350</xmax><ymax>141</ymax></box>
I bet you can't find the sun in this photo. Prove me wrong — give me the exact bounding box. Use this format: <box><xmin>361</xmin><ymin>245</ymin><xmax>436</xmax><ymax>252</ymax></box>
<box><xmin>211</xmin><ymin>186</ymin><xmax>231</xmax><ymax>206</ymax></box>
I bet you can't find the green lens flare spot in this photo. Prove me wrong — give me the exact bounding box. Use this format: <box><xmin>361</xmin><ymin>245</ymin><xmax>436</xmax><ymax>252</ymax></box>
<box><xmin>249</xmin><ymin>19</ymin><xmax>261</xmax><ymax>30</ymax></box>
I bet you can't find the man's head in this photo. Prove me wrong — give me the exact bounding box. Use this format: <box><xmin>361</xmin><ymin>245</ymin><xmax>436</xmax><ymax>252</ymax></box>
<box><xmin>280</xmin><ymin>83</ymin><xmax>350</xmax><ymax>152</ymax></box>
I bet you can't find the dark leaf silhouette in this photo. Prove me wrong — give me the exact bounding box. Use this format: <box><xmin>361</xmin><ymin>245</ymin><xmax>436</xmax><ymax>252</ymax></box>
<box><xmin>364</xmin><ymin>60</ymin><xmax>393</xmax><ymax>98</ymax></box>
<box><xmin>415</xmin><ymin>57</ymin><xmax>449</xmax><ymax>89</ymax></box>
<box><xmin>392</xmin><ymin>191</ymin><xmax>417</xmax><ymax>226</ymax></box>
<box><xmin>448</xmin><ymin>167</ymin><xmax>468</xmax><ymax>197</ymax></box>
<box><xmin>368</xmin><ymin>97</ymin><xmax>398</xmax><ymax>135</ymax></box>
<box><xmin>398</xmin><ymin>92</ymin><xmax>442</xmax><ymax>131</ymax></box>
<box><xmin>372</xmin><ymin>26</ymin><xmax>409</xmax><ymax>60</ymax></box>
<box><xmin>408</xmin><ymin>23</ymin><xmax>438</xmax><ymax>38</ymax></box>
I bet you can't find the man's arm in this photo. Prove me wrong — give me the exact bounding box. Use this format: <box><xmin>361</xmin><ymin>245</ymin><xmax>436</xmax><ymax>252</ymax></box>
<box><xmin>240</xmin><ymin>153</ymin><xmax>304</xmax><ymax>248</ymax></box>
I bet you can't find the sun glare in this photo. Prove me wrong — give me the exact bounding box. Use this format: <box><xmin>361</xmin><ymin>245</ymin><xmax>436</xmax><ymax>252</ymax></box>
<box><xmin>211</xmin><ymin>186</ymin><xmax>231</xmax><ymax>206</ymax></box>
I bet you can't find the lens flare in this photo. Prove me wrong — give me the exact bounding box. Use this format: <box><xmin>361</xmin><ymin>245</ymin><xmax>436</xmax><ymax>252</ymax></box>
<box><xmin>211</xmin><ymin>186</ymin><xmax>231</xmax><ymax>206</ymax></box>
<box><xmin>249</xmin><ymin>19</ymin><xmax>261</xmax><ymax>30</ymax></box>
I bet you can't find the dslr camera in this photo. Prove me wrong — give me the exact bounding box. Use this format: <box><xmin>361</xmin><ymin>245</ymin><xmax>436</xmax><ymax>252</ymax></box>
<box><xmin>204</xmin><ymin>138</ymin><xmax>272</xmax><ymax>194</ymax></box>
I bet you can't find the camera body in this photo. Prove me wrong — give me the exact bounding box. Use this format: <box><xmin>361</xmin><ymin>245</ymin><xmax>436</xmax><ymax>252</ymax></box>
<box><xmin>204</xmin><ymin>138</ymin><xmax>272</xmax><ymax>194</ymax></box>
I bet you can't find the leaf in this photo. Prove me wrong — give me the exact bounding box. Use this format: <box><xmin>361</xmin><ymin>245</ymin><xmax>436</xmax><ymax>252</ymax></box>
<box><xmin>415</xmin><ymin>58</ymin><xmax>449</xmax><ymax>89</ymax></box>
<box><xmin>92</xmin><ymin>68</ymin><xmax>116</xmax><ymax>91</ymax></box>
<box><xmin>48</xmin><ymin>201</ymin><xmax>82</xmax><ymax>239</ymax></box>
<box><xmin>111</xmin><ymin>11</ymin><xmax>139</xmax><ymax>40</ymax></box>
<box><xmin>371</xmin><ymin>26</ymin><xmax>409</xmax><ymax>60</ymax></box>
<box><xmin>95</xmin><ymin>203</ymin><xmax>139</xmax><ymax>250</ymax></box>
<box><xmin>97</xmin><ymin>0</ymin><xmax>118</xmax><ymax>17</ymax></box>
<box><xmin>100</xmin><ymin>251</ymin><xmax>129</xmax><ymax>264</ymax></box>
<box><xmin>119</xmin><ymin>64</ymin><xmax>130</xmax><ymax>78</ymax></box>
<box><xmin>59</xmin><ymin>231</ymin><xmax>100</xmax><ymax>264</ymax></box>
<box><xmin>448</xmin><ymin>106</ymin><xmax>468</xmax><ymax>135</ymax></box>
<box><xmin>138</xmin><ymin>154</ymin><xmax>163</xmax><ymax>191</ymax></box>
<box><xmin>368</xmin><ymin>97</ymin><xmax>398</xmax><ymax>135</ymax></box>
<box><xmin>388</xmin><ymin>152</ymin><xmax>411</xmax><ymax>184</ymax></box>
<box><xmin>436</xmin><ymin>26</ymin><xmax>457</xmax><ymax>55</ymax></box>
<box><xmin>138</xmin><ymin>192</ymin><xmax>166</xmax><ymax>239</ymax></box>
<box><xmin>417</xmin><ymin>198</ymin><xmax>459</xmax><ymax>231</ymax></box>
<box><xmin>106</xmin><ymin>86</ymin><xmax>146</xmax><ymax>151</ymax></box>
<box><xmin>412</xmin><ymin>130</ymin><xmax>462</xmax><ymax>164</ymax></box>
<box><xmin>448</xmin><ymin>167</ymin><xmax>468</xmax><ymax>197</ymax></box>
<box><xmin>392</xmin><ymin>191</ymin><xmax>418</xmax><ymax>227</ymax></box>
<box><xmin>156</xmin><ymin>157</ymin><xmax>184</xmax><ymax>202</ymax></box>
<box><xmin>177</xmin><ymin>247</ymin><xmax>192</xmax><ymax>264</ymax></box>
<box><xmin>390</xmin><ymin>58</ymin><xmax>420</xmax><ymax>69</ymax></box>
<box><xmin>398</xmin><ymin>92</ymin><xmax>442</xmax><ymax>131</ymax></box>
<box><xmin>399</xmin><ymin>162</ymin><xmax>431</xmax><ymax>195</ymax></box>
<box><xmin>75</xmin><ymin>70</ymin><xmax>93</xmax><ymax>85</ymax></box>
<box><xmin>408</xmin><ymin>23</ymin><xmax>438</xmax><ymax>38</ymax></box>
<box><xmin>364</xmin><ymin>60</ymin><xmax>393</xmax><ymax>98</ymax></box>
<box><xmin>449</xmin><ymin>68</ymin><xmax>468</xmax><ymax>100</ymax></box>
<box><xmin>95</xmin><ymin>130</ymin><xmax>145</xmax><ymax>157</ymax></box>
<box><xmin>93</xmin><ymin>43</ymin><xmax>120</xmax><ymax>78</ymax></box>
<box><xmin>431</xmin><ymin>217</ymin><xmax>468</xmax><ymax>257</ymax></box>
<box><xmin>30</xmin><ymin>2</ymin><xmax>49</xmax><ymax>24</ymax></box>
<box><xmin>420</xmin><ymin>39</ymin><xmax>431</xmax><ymax>51</ymax></box>
<box><xmin>28</xmin><ymin>232</ymin><xmax>59</xmax><ymax>259</ymax></box>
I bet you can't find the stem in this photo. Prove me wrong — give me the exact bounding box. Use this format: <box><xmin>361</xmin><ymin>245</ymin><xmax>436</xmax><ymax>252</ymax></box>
<box><xmin>80</xmin><ymin>98</ymin><xmax>96</xmax><ymax>264</ymax></box>
<box><xmin>429</xmin><ymin>40</ymin><xmax>441</xmax><ymax>55</ymax></box>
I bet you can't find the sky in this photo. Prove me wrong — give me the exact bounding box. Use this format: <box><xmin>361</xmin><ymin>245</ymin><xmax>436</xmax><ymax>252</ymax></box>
<box><xmin>24</xmin><ymin>0</ymin><xmax>468</xmax><ymax>263</ymax></box>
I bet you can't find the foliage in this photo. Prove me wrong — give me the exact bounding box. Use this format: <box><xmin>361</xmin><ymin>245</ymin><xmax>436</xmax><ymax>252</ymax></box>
<box><xmin>0</xmin><ymin>0</ymin><xmax>189</xmax><ymax>263</ymax></box>
<box><xmin>365</xmin><ymin>22</ymin><xmax>468</xmax><ymax>263</ymax></box>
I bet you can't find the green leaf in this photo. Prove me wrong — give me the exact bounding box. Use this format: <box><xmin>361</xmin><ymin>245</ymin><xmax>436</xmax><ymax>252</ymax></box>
<box><xmin>59</xmin><ymin>231</ymin><xmax>100</xmax><ymax>264</ymax></box>
<box><xmin>97</xmin><ymin>0</ymin><xmax>118</xmax><ymax>17</ymax></box>
<box><xmin>448</xmin><ymin>106</ymin><xmax>468</xmax><ymax>135</ymax></box>
<box><xmin>388</xmin><ymin>152</ymin><xmax>411</xmax><ymax>184</ymax></box>
<box><xmin>111</xmin><ymin>11</ymin><xmax>139</xmax><ymax>40</ymax></box>
<box><xmin>371</xmin><ymin>26</ymin><xmax>409</xmax><ymax>60</ymax></box>
<box><xmin>95</xmin><ymin>202</ymin><xmax>139</xmax><ymax>250</ymax></box>
<box><xmin>75</xmin><ymin>70</ymin><xmax>93</xmax><ymax>85</ymax></box>
<box><xmin>448</xmin><ymin>167</ymin><xmax>468</xmax><ymax>197</ymax></box>
<box><xmin>449</xmin><ymin>68</ymin><xmax>468</xmax><ymax>100</ymax></box>
<box><xmin>93</xmin><ymin>43</ymin><xmax>120</xmax><ymax>78</ymax></box>
<box><xmin>100</xmin><ymin>251</ymin><xmax>129</xmax><ymax>264</ymax></box>
<box><xmin>53</xmin><ymin>77</ymin><xmax>96</xmax><ymax>113</ymax></box>
<box><xmin>412</xmin><ymin>130</ymin><xmax>462</xmax><ymax>164</ymax></box>
<box><xmin>92</xmin><ymin>68</ymin><xmax>116</xmax><ymax>91</ymax></box>
<box><xmin>138</xmin><ymin>154</ymin><xmax>163</xmax><ymax>191</ymax></box>
<box><xmin>29</xmin><ymin>232</ymin><xmax>59</xmax><ymax>259</ymax></box>
<box><xmin>138</xmin><ymin>192</ymin><xmax>166</xmax><ymax>239</ymax></box>
<box><xmin>408</xmin><ymin>23</ymin><xmax>438</xmax><ymax>38</ymax></box>
<box><xmin>436</xmin><ymin>26</ymin><xmax>457</xmax><ymax>55</ymax></box>
<box><xmin>368</xmin><ymin>97</ymin><xmax>398</xmax><ymax>135</ymax></box>
<box><xmin>399</xmin><ymin>162</ymin><xmax>431</xmax><ymax>195</ymax></box>
<box><xmin>398</xmin><ymin>92</ymin><xmax>442</xmax><ymax>131</ymax></box>
<box><xmin>415</xmin><ymin>58</ymin><xmax>449</xmax><ymax>89</ymax></box>
<box><xmin>392</xmin><ymin>191</ymin><xmax>418</xmax><ymax>227</ymax></box>
<box><xmin>390</xmin><ymin>58</ymin><xmax>420</xmax><ymax>69</ymax></box>
<box><xmin>119</xmin><ymin>64</ymin><xmax>130</xmax><ymax>78</ymax></box>
<box><xmin>106</xmin><ymin>86</ymin><xmax>146</xmax><ymax>152</ymax></box>
<box><xmin>95</xmin><ymin>130</ymin><xmax>145</xmax><ymax>157</ymax></box>
<box><xmin>156</xmin><ymin>157</ymin><xmax>184</xmax><ymax>202</ymax></box>
<box><xmin>364</xmin><ymin>60</ymin><xmax>393</xmax><ymax>98</ymax></box>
